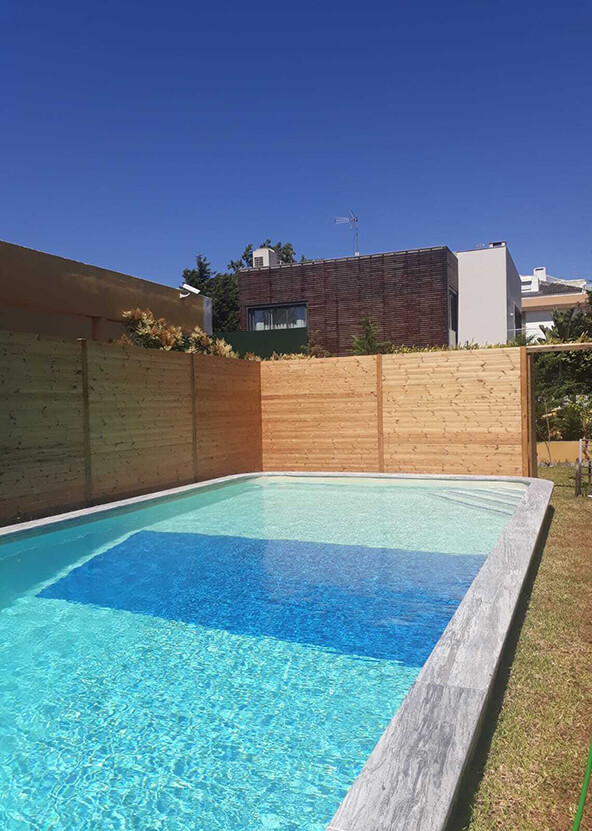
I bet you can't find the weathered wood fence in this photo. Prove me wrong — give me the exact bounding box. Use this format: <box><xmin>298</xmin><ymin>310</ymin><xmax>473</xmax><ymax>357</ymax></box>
<box><xmin>1</xmin><ymin>331</ymin><xmax>534</xmax><ymax>525</ymax></box>
<box><xmin>1</xmin><ymin>331</ymin><xmax>261</xmax><ymax>524</ymax></box>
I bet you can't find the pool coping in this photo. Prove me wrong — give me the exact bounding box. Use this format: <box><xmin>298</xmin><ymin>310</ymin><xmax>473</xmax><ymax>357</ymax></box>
<box><xmin>0</xmin><ymin>471</ymin><xmax>554</xmax><ymax>831</ymax></box>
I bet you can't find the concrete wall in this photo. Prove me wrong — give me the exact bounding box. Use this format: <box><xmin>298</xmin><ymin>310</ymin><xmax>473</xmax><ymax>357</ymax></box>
<box><xmin>505</xmin><ymin>248</ymin><xmax>523</xmax><ymax>340</ymax></box>
<box><xmin>457</xmin><ymin>246</ymin><xmax>522</xmax><ymax>345</ymax></box>
<box><xmin>0</xmin><ymin>240</ymin><xmax>210</xmax><ymax>342</ymax></box>
<box><xmin>537</xmin><ymin>441</ymin><xmax>581</xmax><ymax>465</ymax></box>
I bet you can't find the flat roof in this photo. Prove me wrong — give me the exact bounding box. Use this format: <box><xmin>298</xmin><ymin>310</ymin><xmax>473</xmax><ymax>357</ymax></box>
<box><xmin>525</xmin><ymin>281</ymin><xmax>587</xmax><ymax>297</ymax></box>
<box><xmin>239</xmin><ymin>246</ymin><xmax>449</xmax><ymax>271</ymax></box>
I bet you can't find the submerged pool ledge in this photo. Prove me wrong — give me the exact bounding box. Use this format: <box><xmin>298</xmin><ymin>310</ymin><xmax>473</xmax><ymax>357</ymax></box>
<box><xmin>0</xmin><ymin>470</ymin><xmax>553</xmax><ymax>831</ymax></box>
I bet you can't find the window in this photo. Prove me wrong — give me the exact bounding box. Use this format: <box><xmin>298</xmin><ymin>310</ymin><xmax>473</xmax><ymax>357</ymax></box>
<box><xmin>253</xmin><ymin>256</ymin><xmax>264</xmax><ymax>268</ymax></box>
<box><xmin>248</xmin><ymin>304</ymin><xmax>307</xmax><ymax>331</ymax></box>
<box><xmin>448</xmin><ymin>288</ymin><xmax>458</xmax><ymax>346</ymax></box>
<box><xmin>513</xmin><ymin>305</ymin><xmax>523</xmax><ymax>338</ymax></box>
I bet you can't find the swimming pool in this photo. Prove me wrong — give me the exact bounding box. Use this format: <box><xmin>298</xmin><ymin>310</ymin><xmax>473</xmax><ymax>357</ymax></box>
<box><xmin>0</xmin><ymin>473</ymin><xmax>550</xmax><ymax>830</ymax></box>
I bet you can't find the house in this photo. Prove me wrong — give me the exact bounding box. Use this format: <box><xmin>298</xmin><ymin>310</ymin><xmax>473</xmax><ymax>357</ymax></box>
<box><xmin>520</xmin><ymin>266</ymin><xmax>589</xmax><ymax>340</ymax></box>
<box><xmin>455</xmin><ymin>242</ymin><xmax>522</xmax><ymax>346</ymax></box>
<box><xmin>237</xmin><ymin>245</ymin><xmax>459</xmax><ymax>356</ymax></box>
<box><xmin>0</xmin><ymin>240</ymin><xmax>212</xmax><ymax>342</ymax></box>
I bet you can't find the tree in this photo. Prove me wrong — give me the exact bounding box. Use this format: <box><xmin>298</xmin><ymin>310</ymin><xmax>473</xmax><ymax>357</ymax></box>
<box><xmin>532</xmin><ymin>290</ymin><xmax>592</xmax><ymax>440</ymax></box>
<box><xmin>183</xmin><ymin>240</ymin><xmax>304</xmax><ymax>334</ymax></box>
<box><xmin>228</xmin><ymin>239</ymin><xmax>304</xmax><ymax>272</ymax></box>
<box><xmin>183</xmin><ymin>253</ymin><xmax>212</xmax><ymax>290</ymax></box>
<box><xmin>351</xmin><ymin>313</ymin><xmax>389</xmax><ymax>355</ymax></box>
<box><xmin>206</xmin><ymin>272</ymin><xmax>240</xmax><ymax>333</ymax></box>
<box><xmin>182</xmin><ymin>255</ymin><xmax>239</xmax><ymax>334</ymax></box>
<box><xmin>228</xmin><ymin>245</ymin><xmax>253</xmax><ymax>274</ymax></box>
<box><xmin>539</xmin><ymin>292</ymin><xmax>592</xmax><ymax>342</ymax></box>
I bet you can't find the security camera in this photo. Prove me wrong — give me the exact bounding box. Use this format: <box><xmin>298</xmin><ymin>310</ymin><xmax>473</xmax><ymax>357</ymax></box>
<box><xmin>179</xmin><ymin>282</ymin><xmax>201</xmax><ymax>298</ymax></box>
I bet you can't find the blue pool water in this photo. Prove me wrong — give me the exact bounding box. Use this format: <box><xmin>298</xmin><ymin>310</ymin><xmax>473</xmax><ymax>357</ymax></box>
<box><xmin>0</xmin><ymin>475</ymin><xmax>525</xmax><ymax>830</ymax></box>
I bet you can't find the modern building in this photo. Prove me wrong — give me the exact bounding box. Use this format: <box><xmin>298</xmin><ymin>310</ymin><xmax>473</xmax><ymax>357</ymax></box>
<box><xmin>520</xmin><ymin>266</ymin><xmax>589</xmax><ymax>340</ymax></box>
<box><xmin>0</xmin><ymin>240</ymin><xmax>212</xmax><ymax>341</ymax></box>
<box><xmin>238</xmin><ymin>245</ymin><xmax>459</xmax><ymax>356</ymax></box>
<box><xmin>455</xmin><ymin>242</ymin><xmax>522</xmax><ymax>345</ymax></box>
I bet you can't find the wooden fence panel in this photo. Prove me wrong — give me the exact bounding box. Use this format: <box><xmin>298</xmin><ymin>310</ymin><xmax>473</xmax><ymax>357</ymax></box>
<box><xmin>261</xmin><ymin>349</ymin><xmax>525</xmax><ymax>477</ymax></box>
<box><xmin>86</xmin><ymin>342</ymin><xmax>194</xmax><ymax>500</ymax></box>
<box><xmin>194</xmin><ymin>354</ymin><xmax>262</xmax><ymax>480</ymax></box>
<box><xmin>0</xmin><ymin>331</ymin><xmax>529</xmax><ymax>527</ymax></box>
<box><xmin>0</xmin><ymin>331</ymin><xmax>86</xmax><ymax>521</ymax></box>
<box><xmin>381</xmin><ymin>348</ymin><xmax>524</xmax><ymax>475</ymax></box>
<box><xmin>260</xmin><ymin>356</ymin><xmax>379</xmax><ymax>471</ymax></box>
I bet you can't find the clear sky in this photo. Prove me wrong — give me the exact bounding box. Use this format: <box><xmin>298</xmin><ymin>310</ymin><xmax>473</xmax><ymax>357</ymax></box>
<box><xmin>1</xmin><ymin>0</ymin><xmax>591</xmax><ymax>286</ymax></box>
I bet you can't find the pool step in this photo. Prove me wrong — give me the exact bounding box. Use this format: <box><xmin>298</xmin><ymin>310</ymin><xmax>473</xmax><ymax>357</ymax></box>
<box><xmin>434</xmin><ymin>490</ymin><xmax>518</xmax><ymax>516</ymax></box>
<box><xmin>447</xmin><ymin>488</ymin><xmax>523</xmax><ymax>508</ymax></box>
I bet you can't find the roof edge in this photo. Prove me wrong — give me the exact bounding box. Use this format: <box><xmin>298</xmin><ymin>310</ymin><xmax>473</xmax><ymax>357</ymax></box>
<box><xmin>239</xmin><ymin>246</ymin><xmax>451</xmax><ymax>272</ymax></box>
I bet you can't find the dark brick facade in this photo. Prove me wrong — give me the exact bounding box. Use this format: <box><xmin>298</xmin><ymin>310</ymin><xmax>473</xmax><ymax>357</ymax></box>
<box><xmin>238</xmin><ymin>246</ymin><xmax>458</xmax><ymax>356</ymax></box>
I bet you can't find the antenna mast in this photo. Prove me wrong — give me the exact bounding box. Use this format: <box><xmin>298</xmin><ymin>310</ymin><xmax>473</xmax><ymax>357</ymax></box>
<box><xmin>335</xmin><ymin>210</ymin><xmax>359</xmax><ymax>256</ymax></box>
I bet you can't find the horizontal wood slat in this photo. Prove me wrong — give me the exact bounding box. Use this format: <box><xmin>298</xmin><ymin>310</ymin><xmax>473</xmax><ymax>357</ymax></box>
<box><xmin>261</xmin><ymin>356</ymin><xmax>379</xmax><ymax>472</ymax></box>
<box><xmin>194</xmin><ymin>353</ymin><xmax>262</xmax><ymax>481</ymax></box>
<box><xmin>0</xmin><ymin>331</ymin><xmax>86</xmax><ymax>522</ymax></box>
<box><xmin>261</xmin><ymin>348</ymin><xmax>525</xmax><ymax>477</ymax></box>
<box><xmin>86</xmin><ymin>341</ymin><xmax>194</xmax><ymax>500</ymax></box>
<box><xmin>380</xmin><ymin>348</ymin><xmax>523</xmax><ymax>476</ymax></box>
<box><xmin>0</xmin><ymin>331</ymin><xmax>263</xmax><ymax>524</ymax></box>
<box><xmin>0</xmin><ymin>330</ymin><xmax>528</xmax><ymax>526</ymax></box>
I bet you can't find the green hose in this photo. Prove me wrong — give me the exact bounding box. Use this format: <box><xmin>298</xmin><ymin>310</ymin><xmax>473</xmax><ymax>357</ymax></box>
<box><xmin>572</xmin><ymin>733</ymin><xmax>592</xmax><ymax>831</ymax></box>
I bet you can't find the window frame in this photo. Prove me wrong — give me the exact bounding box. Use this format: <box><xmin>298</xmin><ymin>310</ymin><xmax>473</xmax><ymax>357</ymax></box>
<box><xmin>447</xmin><ymin>287</ymin><xmax>459</xmax><ymax>346</ymax></box>
<box><xmin>247</xmin><ymin>302</ymin><xmax>308</xmax><ymax>332</ymax></box>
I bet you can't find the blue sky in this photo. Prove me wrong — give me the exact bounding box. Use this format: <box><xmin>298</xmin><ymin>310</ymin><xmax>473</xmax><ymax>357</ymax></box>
<box><xmin>1</xmin><ymin>0</ymin><xmax>591</xmax><ymax>286</ymax></box>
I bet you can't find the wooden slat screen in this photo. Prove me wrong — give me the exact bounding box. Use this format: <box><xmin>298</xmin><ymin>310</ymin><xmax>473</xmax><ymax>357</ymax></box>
<box><xmin>193</xmin><ymin>353</ymin><xmax>262</xmax><ymax>481</ymax></box>
<box><xmin>0</xmin><ymin>332</ymin><xmax>530</xmax><ymax>526</ymax></box>
<box><xmin>0</xmin><ymin>332</ymin><xmax>263</xmax><ymax>524</ymax></box>
<box><xmin>380</xmin><ymin>348</ymin><xmax>524</xmax><ymax>475</ymax></box>
<box><xmin>86</xmin><ymin>341</ymin><xmax>195</xmax><ymax>501</ymax></box>
<box><xmin>0</xmin><ymin>331</ymin><xmax>86</xmax><ymax>522</ymax></box>
<box><xmin>260</xmin><ymin>356</ymin><xmax>380</xmax><ymax>471</ymax></box>
<box><xmin>261</xmin><ymin>348</ymin><xmax>526</xmax><ymax>477</ymax></box>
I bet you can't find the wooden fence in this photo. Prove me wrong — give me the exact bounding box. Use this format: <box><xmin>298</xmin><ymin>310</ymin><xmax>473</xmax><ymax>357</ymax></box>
<box><xmin>0</xmin><ymin>331</ymin><xmax>262</xmax><ymax>524</ymax></box>
<box><xmin>260</xmin><ymin>348</ymin><xmax>532</xmax><ymax>477</ymax></box>
<box><xmin>1</xmin><ymin>331</ymin><xmax>534</xmax><ymax>525</ymax></box>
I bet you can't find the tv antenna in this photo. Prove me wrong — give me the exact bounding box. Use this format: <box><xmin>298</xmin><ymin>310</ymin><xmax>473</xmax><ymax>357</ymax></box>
<box><xmin>335</xmin><ymin>210</ymin><xmax>359</xmax><ymax>256</ymax></box>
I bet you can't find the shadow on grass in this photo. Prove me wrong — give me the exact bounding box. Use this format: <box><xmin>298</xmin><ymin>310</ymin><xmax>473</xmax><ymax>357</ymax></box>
<box><xmin>445</xmin><ymin>504</ymin><xmax>555</xmax><ymax>831</ymax></box>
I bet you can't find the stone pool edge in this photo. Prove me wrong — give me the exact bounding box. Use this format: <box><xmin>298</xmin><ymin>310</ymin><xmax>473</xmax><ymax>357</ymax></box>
<box><xmin>328</xmin><ymin>475</ymin><xmax>553</xmax><ymax>831</ymax></box>
<box><xmin>0</xmin><ymin>471</ymin><xmax>553</xmax><ymax>831</ymax></box>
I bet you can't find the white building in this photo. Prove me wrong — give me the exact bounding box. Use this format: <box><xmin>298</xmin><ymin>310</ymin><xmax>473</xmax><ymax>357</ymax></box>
<box><xmin>520</xmin><ymin>266</ymin><xmax>589</xmax><ymax>340</ymax></box>
<box><xmin>455</xmin><ymin>242</ymin><xmax>522</xmax><ymax>346</ymax></box>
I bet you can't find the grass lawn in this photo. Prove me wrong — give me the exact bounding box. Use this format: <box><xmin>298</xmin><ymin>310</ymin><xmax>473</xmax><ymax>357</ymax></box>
<box><xmin>464</xmin><ymin>466</ymin><xmax>592</xmax><ymax>831</ymax></box>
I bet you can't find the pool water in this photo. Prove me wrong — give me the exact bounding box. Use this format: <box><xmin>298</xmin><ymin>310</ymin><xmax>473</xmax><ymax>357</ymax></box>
<box><xmin>0</xmin><ymin>476</ymin><xmax>525</xmax><ymax>830</ymax></box>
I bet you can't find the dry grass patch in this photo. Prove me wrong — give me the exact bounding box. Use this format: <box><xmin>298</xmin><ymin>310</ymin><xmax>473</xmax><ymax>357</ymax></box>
<box><xmin>464</xmin><ymin>466</ymin><xmax>592</xmax><ymax>831</ymax></box>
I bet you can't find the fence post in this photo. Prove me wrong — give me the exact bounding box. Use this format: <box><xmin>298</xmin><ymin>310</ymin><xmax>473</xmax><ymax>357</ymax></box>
<box><xmin>520</xmin><ymin>347</ymin><xmax>537</xmax><ymax>477</ymax></box>
<box><xmin>79</xmin><ymin>339</ymin><xmax>93</xmax><ymax>504</ymax></box>
<box><xmin>191</xmin><ymin>353</ymin><xmax>198</xmax><ymax>481</ymax></box>
<box><xmin>376</xmin><ymin>354</ymin><xmax>384</xmax><ymax>472</ymax></box>
<box><xmin>528</xmin><ymin>353</ymin><xmax>537</xmax><ymax>476</ymax></box>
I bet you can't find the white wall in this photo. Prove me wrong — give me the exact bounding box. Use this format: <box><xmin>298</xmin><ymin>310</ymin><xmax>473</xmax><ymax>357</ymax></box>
<box><xmin>457</xmin><ymin>247</ymin><xmax>508</xmax><ymax>345</ymax></box>
<box><xmin>505</xmin><ymin>249</ymin><xmax>523</xmax><ymax>340</ymax></box>
<box><xmin>524</xmin><ymin>309</ymin><xmax>553</xmax><ymax>341</ymax></box>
